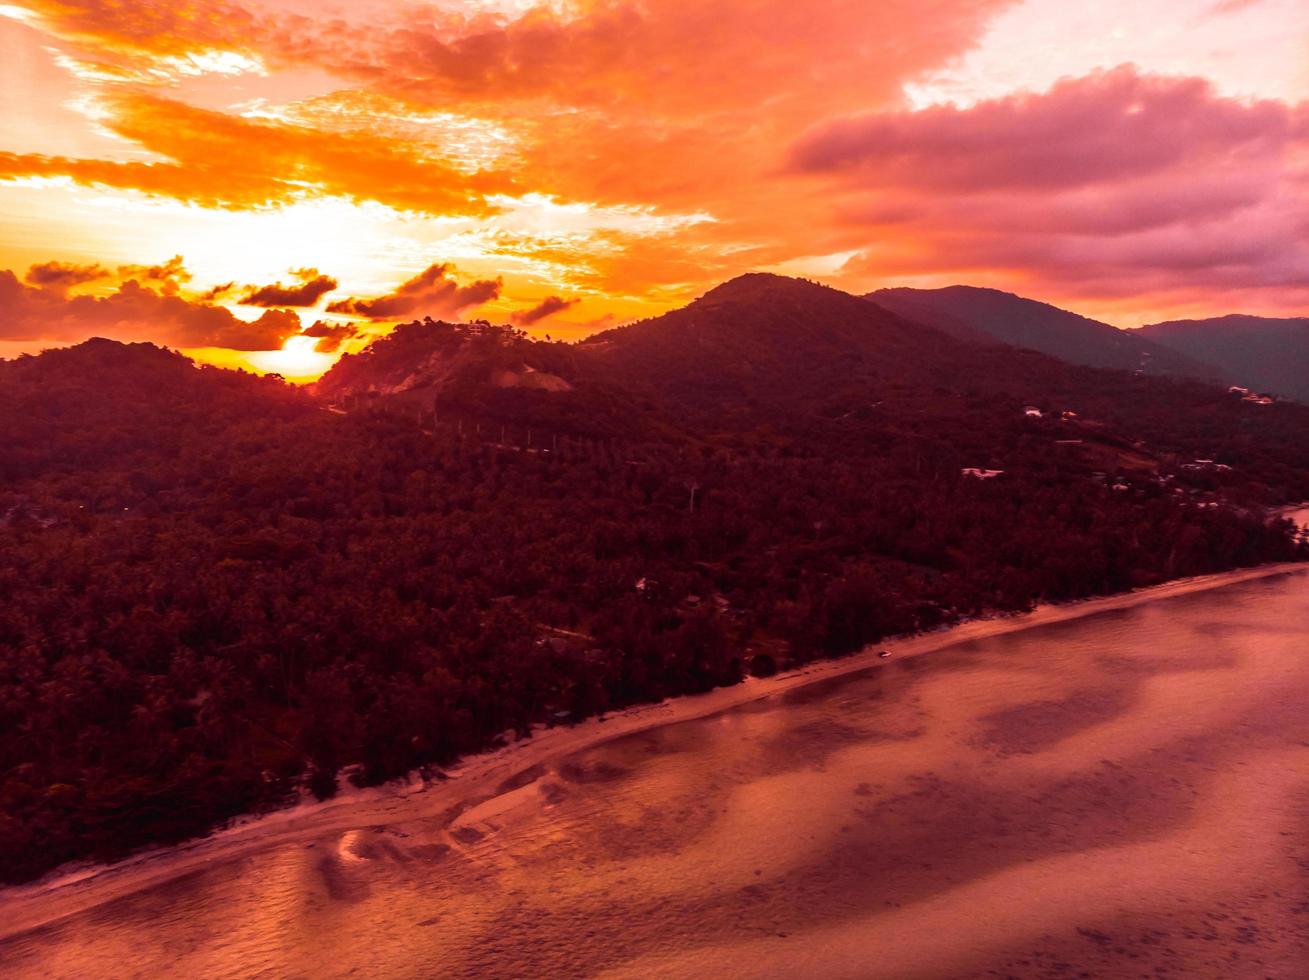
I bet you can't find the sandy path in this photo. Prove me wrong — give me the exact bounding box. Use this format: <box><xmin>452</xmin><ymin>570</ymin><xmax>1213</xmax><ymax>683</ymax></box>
<box><xmin>1</xmin><ymin>561</ymin><xmax>1305</xmax><ymax>943</ymax></box>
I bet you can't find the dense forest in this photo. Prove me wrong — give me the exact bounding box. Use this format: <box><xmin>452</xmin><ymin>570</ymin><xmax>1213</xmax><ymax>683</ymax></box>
<box><xmin>2</xmin><ymin>277</ymin><xmax>1308</xmax><ymax>884</ymax></box>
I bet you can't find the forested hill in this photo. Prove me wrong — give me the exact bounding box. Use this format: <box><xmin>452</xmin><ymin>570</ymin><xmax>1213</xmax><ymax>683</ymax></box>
<box><xmin>2</xmin><ymin>280</ymin><xmax>1309</xmax><ymax>885</ymax></box>
<box><xmin>312</xmin><ymin>275</ymin><xmax>1309</xmax><ymax>485</ymax></box>
<box><xmin>0</xmin><ymin>338</ymin><xmax>311</xmax><ymax>483</ymax></box>
<box><xmin>870</xmin><ymin>284</ymin><xmax>1220</xmax><ymax>380</ymax></box>
<box><xmin>1137</xmin><ymin>315</ymin><xmax>1309</xmax><ymax>403</ymax></box>
<box><xmin>578</xmin><ymin>273</ymin><xmax>968</xmax><ymax>408</ymax></box>
<box><xmin>313</xmin><ymin>317</ymin><xmax>676</xmax><ymax>440</ymax></box>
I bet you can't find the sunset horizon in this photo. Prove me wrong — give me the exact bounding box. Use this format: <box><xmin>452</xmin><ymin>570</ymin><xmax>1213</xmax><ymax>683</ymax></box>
<box><xmin>3</xmin><ymin>0</ymin><xmax>1307</xmax><ymax>379</ymax></box>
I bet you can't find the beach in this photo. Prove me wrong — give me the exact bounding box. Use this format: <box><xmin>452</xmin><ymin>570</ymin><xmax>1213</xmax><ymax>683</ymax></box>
<box><xmin>2</xmin><ymin>559</ymin><xmax>1305</xmax><ymax>953</ymax></box>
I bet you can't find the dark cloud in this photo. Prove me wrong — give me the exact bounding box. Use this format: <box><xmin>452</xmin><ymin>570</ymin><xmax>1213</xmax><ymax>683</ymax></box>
<box><xmin>24</xmin><ymin>261</ymin><xmax>110</xmax><ymax>293</ymax></box>
<box><xmin>327</xmin><ymin>263</ymin><xmax>502</xmax><ymax>320</ymax></box>
<box><xmin>301</xmin><ymin>319</ymin><xmax>359</xmax><ymax>353</ymax></box>
<box><xmin>241</xmin><ymin>270</ymin><xmax>339</xmax><ymax>307</ymax></box>
<box><xmin>510</xmin><ymin>295</ymin><xmax>577</xmax><ymax>326</ymax></box>
<box><xmin>0</xmin><ymin>269</ymin><xmax>299</xmax><ymax>350</ymax></box>
<box><xmin>198</xmin><ymin>281</ymin><xmax>237</xmax><ymax>301</ymax></box>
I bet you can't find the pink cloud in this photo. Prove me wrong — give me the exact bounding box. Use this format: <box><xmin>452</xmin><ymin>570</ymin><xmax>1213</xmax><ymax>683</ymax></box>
<box><xmin>116</xmin><ymin>255</ymin><xmax>191</xmax><ymax>295</ymax></box>
<box><xmin>241</xmin><ymin>269</ymin><xmax>338</xmax><ymax>307</ymax></box>
<box><xmin>790</xmin><ymin>67</ymin><xmax>1309</xmax><ymax>313</ymax></box>
<box><xmin>792</xmin><ymin>66</ymin><xmax>1302</xmax><ymax>191</ymax></box>
<box><xmin>300</xmin><ymin>319</ymin><xmax>358</xmax><ymax>352</ymax></box>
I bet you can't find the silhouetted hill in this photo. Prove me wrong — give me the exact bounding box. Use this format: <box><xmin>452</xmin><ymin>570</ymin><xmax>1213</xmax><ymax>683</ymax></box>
<box><xmin>314</xmin><ymin>275</ymin><xmax>1309</xmax><ymax>483</ymax></box>
<box><xmin>314</xmin><ymin>319</ymin><xmax>556</xmax><ymax>397</ymax></box>
<box><xmin>315</xmin><ymin>275</ymin><xmax>1309</xmax><ymax>490</ymax></box>
<box><xmin>870</xmin><ymin>285</ymin><xmax>1219</xmax><ymax>379</ymax></box>
<box><xmin>0</xmin><ymin>338</ymin><xmax>307</xmax><ymax>482</ymax></box>
<box><xmin>317</xmin><ymin>274</ymin><xmax>981</xmax><ymax>437</ymax></box>
<box><xmin>314</xmin><ymin>317</ymin><xmax>667</xmax><ymax>439</ymax></box>
<box><xmin>580</xmin><ymin>273</ymin><xmax>971</xmax><ymax>411</ymax></box>
<box><xmin>573</xmin><ymin>275</ymin><xmax>1309</xmax><ymax>495</ymax></box>
<box><xmin>1137</xmin><ymin>315</ymin><xmax>1309</xmax><ymax>402</ymax></box>
<box><xmin>2</xmin><ymin>336</ymin><xmax>187</xmax><ymax>376</ymax></box>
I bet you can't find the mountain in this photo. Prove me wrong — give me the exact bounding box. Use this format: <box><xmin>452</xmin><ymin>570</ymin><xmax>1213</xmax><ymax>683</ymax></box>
<box><xmin>317</xmin><ymin>274</ymin><xmax>1309</xmax><ymax>479</ymax></box>
<box><xmin>315</xmin><ymin>275</ymin><xmax>989</xmax><ymax>437</ymax></box>
<box><xmin>869</xmin><ymin>285</ymin><xmax>1220</xmax><ymax>380</ymax></box>
<box><xmin>319</xmin><ymin>276</ymin><xmax>973</xmax><ymax>415</ymax></box>
<box><xmin>580</xmin><ymin>273</ymin><xmax>965</xmax><ymax>396</ymax></box>
<box><xmin>0</xmin><ymin>337</ymin><xmax>308</xmax><ymax>482</ymax></box>
<box><xmin>314</xmin><ymin>317</ymin><xmax>667</xmax><ymax>439</ymax></box>
<box><xmin>314</xmin><ymin>318</ymin><xmax>575</xmax><ymax>398</ymax></box>
<box><xmin>578</xmin><ymin>275</ymin><xmax>1309</xmax><ymax>475</ymax></box>
<box><xmin>1137</xmin><ymin>315</ymin><xmax>1309</xmax><ymax>402</ymax></box>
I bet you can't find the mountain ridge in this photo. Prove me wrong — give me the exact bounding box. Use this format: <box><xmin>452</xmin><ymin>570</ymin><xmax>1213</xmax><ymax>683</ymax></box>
<box><xmin>1137</xmin><ymin>314</ymin><xmax>1309</xmax><ymax>402</ymax></box>
<box><xmin>869</xmin><ymin>284</ymin><xmax>1222</xmax><ymax>381</ymax></box>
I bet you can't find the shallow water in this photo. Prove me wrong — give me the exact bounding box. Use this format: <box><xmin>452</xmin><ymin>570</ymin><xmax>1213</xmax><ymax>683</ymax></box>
<box><xmin>3</xmin><ymin>569</ymin><xmax>1309</xmax><ymax>979</ymax></box>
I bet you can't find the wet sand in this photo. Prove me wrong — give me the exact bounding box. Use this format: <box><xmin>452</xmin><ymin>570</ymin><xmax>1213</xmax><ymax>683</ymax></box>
<box><xmin>2</xmin><ymin>563</ymin><xmax>1308</xmax><ymax>978</ymax></box>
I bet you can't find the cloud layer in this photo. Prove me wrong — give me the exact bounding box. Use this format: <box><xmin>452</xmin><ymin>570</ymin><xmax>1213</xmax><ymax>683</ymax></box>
<box><xmin>2</xmin><ymin>0</ymin><xmax>1307</xmax><ymax>360</ymax></box>
<box><xmin>1</xmin><ymin>261</ymin><xmax>300</xmax><ymax>350</ymax></box>
<box><xmin>301</xmin><ymin>319</ymin><xmax>358</xmax><ymax>353</ymax></box>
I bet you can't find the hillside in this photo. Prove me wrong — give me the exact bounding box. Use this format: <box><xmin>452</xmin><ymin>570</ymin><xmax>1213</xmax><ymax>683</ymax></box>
<box><xmin>0</xmin><ymin>338</ymin><xmax>309</xmax><ymax>483</ymax></box>
<box><xmin>580</xmin><ymin>274</ymin><xmax>976</xmax><ymax>411</ymax></box>
<box><xmin>315</xmin><ymin>276</ymin><xmax>981</xmax><ymax>431</ymax></box>
<box><xmin>313</xmin><ymin>317</ymin><xmax>666</xmax><ymax>440</ymax></box>
<box><xmin>870</xmin><ymin>285</ymin><xmax>1220</xmax><ymax>379</ymax></box>
<box><xmin>1138</xmin><ymin>315</ymin><xmax>1309</xmax><ymax>402</ymax></box>
<box><xmin>574</xmin><ymin>276</ymin><xmax>1309</xmax><ymax>487</ymax></box>
<box><xmin>3</xmin><ymin>288</ymin><xmax>1309</xmax><ymax>885</ymax></box>
<box><xmin>319</xmin><ymin>274</ymin><xmax>1309</xmax><ymax>496</ymax></box>
<box><xmin>314</xmin><ymin>319</ymin><xmax>561</xmax><ymax>397</ymax></box>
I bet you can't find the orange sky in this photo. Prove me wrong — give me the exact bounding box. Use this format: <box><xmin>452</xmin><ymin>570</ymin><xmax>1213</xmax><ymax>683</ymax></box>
<box><xmin>1</xmin><ymin>0</ymin><xmax>1306</xmax><ymax>379</ymax></box>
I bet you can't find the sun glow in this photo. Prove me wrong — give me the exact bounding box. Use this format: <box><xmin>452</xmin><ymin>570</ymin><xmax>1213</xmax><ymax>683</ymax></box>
<box><xmin>245</xmin><ymin>333</ymin><xmax>336</xmax><ymax>382</ymax></box>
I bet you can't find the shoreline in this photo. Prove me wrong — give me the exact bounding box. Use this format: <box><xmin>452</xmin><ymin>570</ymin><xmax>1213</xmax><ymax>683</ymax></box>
<box><xmin>2</xmin><ymin>560</ymin><xmax>1306</xmax><ymax>943</ymax></box>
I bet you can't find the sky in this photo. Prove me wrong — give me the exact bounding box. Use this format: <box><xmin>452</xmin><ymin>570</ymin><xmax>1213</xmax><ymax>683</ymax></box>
<box><xmin>0</xmin><ymin>0</ymin><xmax>1306</xmax><ymax>379</ymax></box>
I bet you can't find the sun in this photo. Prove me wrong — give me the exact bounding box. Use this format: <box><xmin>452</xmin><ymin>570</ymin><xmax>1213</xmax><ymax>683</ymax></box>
<box><xmin>247</xmin><ymin>333</ymin><xmax>338</xmax><ymax>382</ymax></box>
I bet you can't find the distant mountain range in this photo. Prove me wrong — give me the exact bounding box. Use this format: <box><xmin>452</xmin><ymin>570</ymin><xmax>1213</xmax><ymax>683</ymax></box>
<box><xmin>314</xmin><ymin>273</ymin><xmax>1309</xmax><ymax>491</ymax></box>
<box><xmin>868</xmin><ymin>285</ymin><xmax>1219</xmax><ymax>381</ymax></box>
<box><xmin>319</xmin><ymin>274</ymin><xmax>970</xmax><ymax>411</ymax></box>
<box><xmin>1137</xmin><ymin>315</ymin><xmax>1309</xmax><ymax>402</ymax></box>
<box><xmin>867</xmin><ymin>285</ymin><xmax>1309</xmax><ymax>404</ymax></box>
